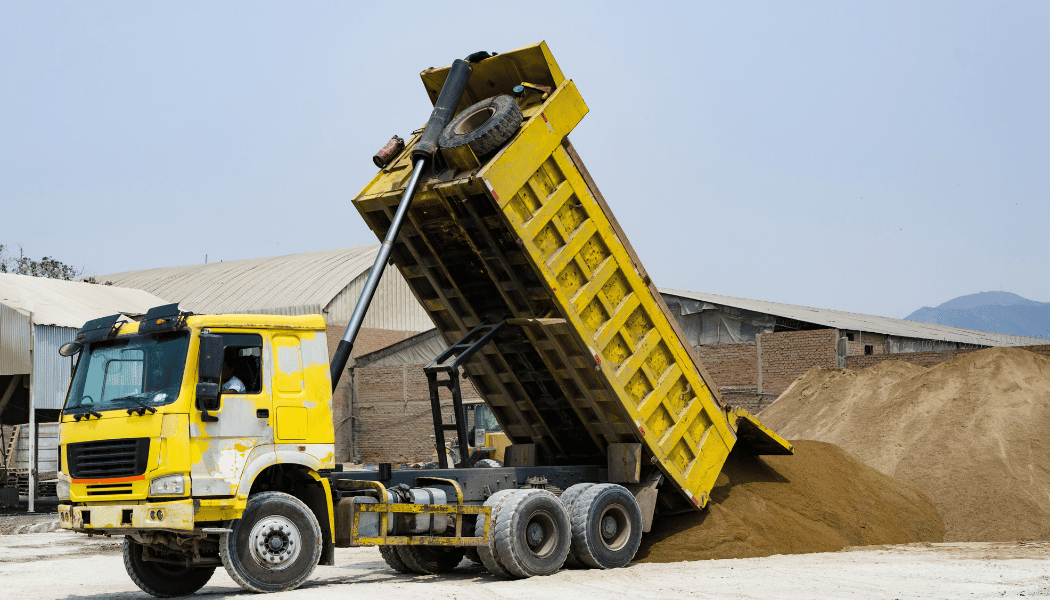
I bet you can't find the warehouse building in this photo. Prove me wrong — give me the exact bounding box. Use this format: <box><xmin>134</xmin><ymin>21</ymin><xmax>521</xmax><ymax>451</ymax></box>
<box><xmin>0</xmin><ymin>273</ymin><xmax>169</xmax><ymax>502</ymax></box>
<box><xmin>98</xmin><ymin>245</ymin><xmax>435</xmax><ymax>460</ymax></box>
<box><xmin>660</xmin><ymin>288</ymin><xmax>1048</xmax><ymax>412</ymax></box>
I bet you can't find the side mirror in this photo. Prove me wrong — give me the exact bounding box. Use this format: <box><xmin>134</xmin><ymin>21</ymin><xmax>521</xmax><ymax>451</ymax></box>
<box><xmin>197</xmin><ymin>334</ymin><xmax>224</xmax><ymax>422</ymax></box>
<box><xmin>196</xmin><ymin>382</ymin><xmax>220</xmax><ymax>410</ymax></box>
<box><xmin>198</xmin><ymin>334</ymin><xmax>224</xmax><ymax>383</ymax></box>
<box><xmin>59</xmin><ymin>341</ymin><xmax>82</xmax><ymax>357</ymax></box>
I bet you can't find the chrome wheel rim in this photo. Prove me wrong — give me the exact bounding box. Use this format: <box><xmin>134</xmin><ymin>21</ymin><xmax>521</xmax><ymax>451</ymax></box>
<box><xmin>248</xmin><ymin>515</ymin><xmax>301</xmax><ymax>570</ymax></box>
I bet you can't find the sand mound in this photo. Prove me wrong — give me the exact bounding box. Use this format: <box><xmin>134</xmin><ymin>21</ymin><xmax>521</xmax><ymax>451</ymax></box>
<box><xmin>635</xmin><ymin>440</ymin><xmax>943</xmax><ymax>562</ymax></box>
<box><xmin>759</xmin><ymin>347</ymin><xmax>1050</xmax><ymax>542</ymax></box>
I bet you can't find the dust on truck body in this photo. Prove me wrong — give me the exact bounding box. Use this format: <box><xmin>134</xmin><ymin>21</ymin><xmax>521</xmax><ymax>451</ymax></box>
<box><xmin>55</xmin><ymin>42</ymin><xmax>792</xmax><ymax>597</ymax></box>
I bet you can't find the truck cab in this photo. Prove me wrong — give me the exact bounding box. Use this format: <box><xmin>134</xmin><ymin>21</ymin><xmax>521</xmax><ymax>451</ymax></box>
<box><xmin>58</xmin><ymin>305</ymin><xmax>337</xmax><ymax>594</ymax></box>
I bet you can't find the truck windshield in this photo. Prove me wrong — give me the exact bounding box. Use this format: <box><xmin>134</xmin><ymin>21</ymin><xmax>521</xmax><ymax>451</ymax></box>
<box><xmin>64</xmin><ymin>331</ymin><xmax>190</xmax><ymax>414</ymax></box>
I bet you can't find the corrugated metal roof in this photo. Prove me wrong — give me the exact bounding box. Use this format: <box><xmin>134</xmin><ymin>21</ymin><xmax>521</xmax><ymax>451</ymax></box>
<box><xmin>354</xmin><ymin>329</ymin><xmax>446</xmax><ymax>368</ymax></box>
<box><xmin>0</xmin><ymin>273</ymin><xmax>170</xmax><ymax>328</ymax></box>
<box><xmin>659</xmin><ymin>288</ymin><xmax>1046</xmax><ymax>348</ymax></box>
<box><xmin>97</xmin><ymin>246</ymin><xmax>382</xmax><ymax>316</ymax></box>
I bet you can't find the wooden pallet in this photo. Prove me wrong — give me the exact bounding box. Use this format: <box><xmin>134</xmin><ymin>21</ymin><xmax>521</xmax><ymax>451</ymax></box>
<box><xmin>3</xmin><ymin>425</ymin><xmax>19</xmax><ymax>470</ymax></box>
<box><xmin>10</xmin><ymin>470</ymin><xmax>57</xmax><ymax>498</ymax></box>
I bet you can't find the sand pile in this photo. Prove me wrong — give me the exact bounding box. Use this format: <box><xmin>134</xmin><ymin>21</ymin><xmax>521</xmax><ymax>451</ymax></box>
<box><xmin>758</xmin><ymin>347</ymin><xmax>1050</xmax><ymax>542</ymax></box>
<box><xmin>635</xmin><ymin>440</ymin><xmax>943</xmax><ymax>562</ymax></box>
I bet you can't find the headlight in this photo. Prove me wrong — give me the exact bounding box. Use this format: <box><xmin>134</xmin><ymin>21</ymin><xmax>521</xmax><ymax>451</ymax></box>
<box><xmin>56</xmin><ymin>479</ymin><xmax>70</xmax><ymax>501</ymax></box>
<box><xmin>149</xmin><ymin>474</ymin><xmax>186</xmax><ymax>496</ymax></box>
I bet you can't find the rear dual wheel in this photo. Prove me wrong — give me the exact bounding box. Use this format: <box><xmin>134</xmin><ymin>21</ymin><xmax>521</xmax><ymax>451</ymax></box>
<box><xmin>478</xmin><ymin>489</ymin><xmax>572</xmax><ymax>578</ymax></box>
<box><xmin>396</xmin><ymin>546</ymin><xmax>465</xmax><ymax>574</ymax></box>
<box><xmin>566</xmin><ymin>484</ymin><xmax>643</xmax><ymax>569</ymax></box>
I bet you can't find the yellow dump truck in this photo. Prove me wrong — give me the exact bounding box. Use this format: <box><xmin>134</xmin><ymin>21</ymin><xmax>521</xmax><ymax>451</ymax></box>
<box><xmin>56</xmin><ymin>42</ymin><xmax>791</xmax><ymax>596</ymax></box>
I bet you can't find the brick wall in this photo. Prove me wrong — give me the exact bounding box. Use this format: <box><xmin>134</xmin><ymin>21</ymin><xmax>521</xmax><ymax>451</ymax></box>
<box><xmin>350</xmin><ymin>363</ymin><xmax>483</xmax><ymax>464</ymax></box>
<box><xmin>759</xmin><ymin>329</ymin><xmax>840</xmax><ymax>396</ymax></box>
<box><xmin>845</xmin><ymin>343</ymin><xmax>1050</xmax><ymax>370</ymax></box>
<box><xmin>697</xmin><ymin>343</ymin><xmax>758</xmax><ymax>387</ymax></box>
<box><xmin>695</xmin><ymin>329</ymin><xmax>839</xmax><ymax>413</ymax></box>
<box><xmin>326</xmin><ymin>325</ymin><xmax>422</xmax><ymax>462</ymax></box>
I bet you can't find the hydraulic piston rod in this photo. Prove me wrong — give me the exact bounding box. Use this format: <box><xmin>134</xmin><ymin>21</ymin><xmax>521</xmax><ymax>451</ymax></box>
<box><xmin>329</xmin><ymin>158</ymin><xmax>425</xmax><ymax>388</ymax></box>
<box><xmin>330</xmin><ymin>57</ymin><xmax>476</xmax><ymax>389</ymax></box>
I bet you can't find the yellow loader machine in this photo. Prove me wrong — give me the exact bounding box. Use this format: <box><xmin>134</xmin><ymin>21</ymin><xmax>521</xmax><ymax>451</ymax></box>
<box><xmin>56</xmin><ymin>42</ymin><xmax>792</xmax><ymax>596</ymax></box>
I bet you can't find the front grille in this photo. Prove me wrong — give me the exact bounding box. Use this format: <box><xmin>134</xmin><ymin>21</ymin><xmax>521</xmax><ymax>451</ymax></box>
<box><xmin>68</xmin><ymin>438</ymin><xmax>150</xmax><ymax>479</ymax></box>
<box><xmin>86</xmin><ymin>483</ymin><xmax>134</xmax><ymax>496</ymax></box>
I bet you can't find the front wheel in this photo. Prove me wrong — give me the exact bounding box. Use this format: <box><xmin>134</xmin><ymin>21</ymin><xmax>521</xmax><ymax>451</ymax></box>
<box><xmin>123</xmin><ymin>538</ymin><xmax>215</xmax><ymax>597</ymax></box>
<box><xmin>220</xmin><ymin>491</ymin><xmax>322</xmax><ymax>593</ymax></box>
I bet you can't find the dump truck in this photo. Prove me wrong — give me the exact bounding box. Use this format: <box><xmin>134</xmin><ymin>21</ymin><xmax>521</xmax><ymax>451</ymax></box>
<box><xmin>55</xmin><ymin>42</ymin><xmax>792</xmax><ymax>597</ymax></box>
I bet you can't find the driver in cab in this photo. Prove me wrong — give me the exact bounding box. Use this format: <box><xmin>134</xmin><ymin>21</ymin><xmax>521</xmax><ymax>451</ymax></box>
<box><xmin>221</xmin><ymin>362</ymin><xmax>246</xmax><ymax>394</ymax></box>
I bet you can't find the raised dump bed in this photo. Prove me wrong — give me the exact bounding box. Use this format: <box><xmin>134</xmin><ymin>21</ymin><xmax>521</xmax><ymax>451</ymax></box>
<box><xmin>353</xmin><ymin>42</ymin><xmax>791</xmax><ymax>511</ymax></box>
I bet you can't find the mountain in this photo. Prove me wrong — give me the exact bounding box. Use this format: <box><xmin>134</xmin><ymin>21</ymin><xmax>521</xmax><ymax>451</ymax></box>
<box><xmin>906</xmin><ymin>292</ymin><xmax>1050</xmax><ymax>339</ymax></box>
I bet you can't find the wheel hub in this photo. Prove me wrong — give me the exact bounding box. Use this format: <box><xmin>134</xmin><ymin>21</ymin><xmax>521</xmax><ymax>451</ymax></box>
<box><xmin>597</xmin><ymin>504</ymin><xmax>631</xmax><ymax>551</ymax></box>
<box><xmin>249</xmin><ymin>516</ymin><xmax>301</xmax><ymax>570</ymax></box>
<box><xmin>526</xmin><ymin>522</ymin><xmax>544</xmax><ymax>547</ymax></box>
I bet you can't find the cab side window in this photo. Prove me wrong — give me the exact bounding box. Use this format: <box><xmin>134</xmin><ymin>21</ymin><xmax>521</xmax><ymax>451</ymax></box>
<box><xmin>217</xmin><ymin>333</ymin><xmax>263</xmax><ymax>394</ymax></box>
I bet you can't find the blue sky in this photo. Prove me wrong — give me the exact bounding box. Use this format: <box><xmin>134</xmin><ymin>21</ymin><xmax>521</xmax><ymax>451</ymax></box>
<box><xmin>1</xmin><ymin>1</ymin><xmax>1046</xmax><ymax>318</ymax></box>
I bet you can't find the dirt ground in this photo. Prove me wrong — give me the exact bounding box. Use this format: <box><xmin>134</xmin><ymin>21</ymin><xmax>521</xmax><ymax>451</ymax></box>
<box><xmin>2</xmin><ymin>530</ymin><xmax>1048</xmax><ymax>599</ymax></box>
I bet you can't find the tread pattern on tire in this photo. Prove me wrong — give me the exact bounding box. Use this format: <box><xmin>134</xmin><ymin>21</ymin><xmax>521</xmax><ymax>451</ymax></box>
<box><xmin>219</xmin><ymin>491</ymin><xmax>323</xmax><ymax>593</ymax></box>
<box><xmin>396</xmin><ymin>545</ymin><xmax>465</xmax><ymax>574</ymax></box>
<box><xmin>439</xmin><ymin>95</ymin><xmax>523</xmax><ymax>157</ymax></box>
<box><xmin>123</xmin><ymin>538</ymin><xmax>215</xmax><ymax>598</ymax></box>
<box><xmin>379</xmin><ymin>545</ymin><xmax>413</xmax><ymax>574</ymax></box>
<box><xmin>558</xmin><ymin>483</ymin><xmax>597</xmax><ymax>567</ymax></box>
<box><xmin>476</xmin><ymin>488</ymin><xmax>527</xmax><ymax>577</ymax></box>
<box><xmin>569</xmin><ymin>484</ymin><xmax>642</xmax><ymax>570</ymax></box>
<box><xmin>494</xmin><ymin>489</ymin><xmax>570</xmax><ymax>578</ymax></box>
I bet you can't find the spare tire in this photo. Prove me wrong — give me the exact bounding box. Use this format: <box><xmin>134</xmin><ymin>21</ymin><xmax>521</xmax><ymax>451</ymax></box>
<box><xmin>439</xmin><ymin>95</ymin><xmax>522</xmax><ymax>157</ymax></box>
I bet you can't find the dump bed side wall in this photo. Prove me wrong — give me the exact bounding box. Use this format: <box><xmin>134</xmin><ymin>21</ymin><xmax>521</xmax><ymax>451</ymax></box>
<box><xmin>353</xmin><ymin>50</ymin><xmax>737</xmax><ymax>508</ymax></box>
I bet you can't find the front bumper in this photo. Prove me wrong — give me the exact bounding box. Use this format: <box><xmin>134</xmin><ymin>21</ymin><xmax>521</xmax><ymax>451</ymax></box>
<box><xmin>59</xmin><ymin>500</ymin><xmax>195</xmax><ymax>533</ymax></box>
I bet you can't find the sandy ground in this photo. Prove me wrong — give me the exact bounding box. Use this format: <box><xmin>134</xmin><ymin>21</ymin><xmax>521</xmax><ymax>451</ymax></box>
<box><xmin>1</xmin><ymin>532</ymin><xmax>1048</xmax><ymax>599</ymax></box>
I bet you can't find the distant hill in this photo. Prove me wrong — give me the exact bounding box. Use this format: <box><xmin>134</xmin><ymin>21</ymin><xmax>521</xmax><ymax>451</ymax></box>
<box><xmin>906</xmin><ymin>292</ymin><xmax>1050</xmax><ymax>339</ymax></box>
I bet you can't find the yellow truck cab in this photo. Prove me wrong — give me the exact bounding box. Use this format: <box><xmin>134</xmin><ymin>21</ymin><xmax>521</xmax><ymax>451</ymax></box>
<box><xmin>58</xmin><ymin>305</ymin><xmax>337</xmax><ymax>594</ymax></box>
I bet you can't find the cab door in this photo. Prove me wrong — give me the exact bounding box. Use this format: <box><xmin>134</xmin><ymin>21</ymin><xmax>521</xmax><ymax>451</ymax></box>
<box><xmin>271</xmin><ymin>334</ymin><xmax>308</xmax><ymax>443</ymax></box>
<box><xmin>190</xmin><ymin>332</ymin><xmax>271</xmax><ymax>496</ymax></box>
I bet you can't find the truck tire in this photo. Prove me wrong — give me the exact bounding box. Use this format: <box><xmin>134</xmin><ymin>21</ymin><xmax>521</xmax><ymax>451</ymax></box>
<box><xmin>568</xmin><ymin>484</ymin><xmax>642</xmax><ymax>569</ymax></box>
<box><xmin>494</xmin><ymin>489</ymin><xmax>571</xmax><ymax>578</ymax></box>
<box><xmin>464</xmin><ymin>547</ymin><xmax>482</xmax><ymax>564</ymax></box>
<box><xmin>378</xmin><ymin>545</ymin><xmax>413</xmax><ymax>574</ymax></box>
<box><xmin>220</xmin><ymin>491</ymin><xmax>323</xmax><ymax>593</ymax></box>
<box><xmin>396</xmin><ymin>546</ymin><xmax>466</xmax><ymax>574</ymax></box>
<box><xmin>475</xmin><ymin>458</ymin><xmax>503</xmax><ymax>468</ymax></box>
<box><xmin>558</xmin><ymin>483</ymin><xmax>596</xmax><ymax>567</ymax></box>
<box><xmin>439</xmin><ymin>95</ymin><xmax>522</xmax><ymax>157</ymax></box>
<box><xmin>475</xmin><ymin>488</ymin><xmax>526</xmax><ymax>577</ymax></box>
<box><xmin>123</xmin><ymin>538</ymin><xmax>215</xmax><ymax>597</ymax></box>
